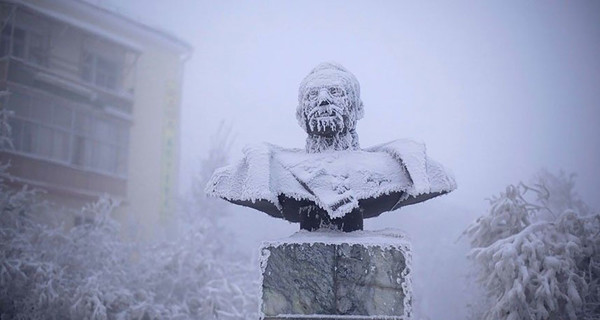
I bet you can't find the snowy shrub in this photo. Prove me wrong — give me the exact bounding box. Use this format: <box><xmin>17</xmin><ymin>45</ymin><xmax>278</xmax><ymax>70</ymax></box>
<box><xmin>0</xmin><ymin>123</ymin><xmax>258</xmax><ymax>319</ymax></box>
<box><xmin>465</xmin><ymin>171</ymin><xmax>600</xmax><ymax>320</ymax></box>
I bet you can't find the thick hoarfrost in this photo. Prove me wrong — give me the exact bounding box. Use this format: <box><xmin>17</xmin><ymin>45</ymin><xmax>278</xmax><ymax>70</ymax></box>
<box><xmin>206</xmin><ymin>139</ymin><xmax>456</xmax><ymax>220</ymax></box>
<box><xmin>207</xmin><ymin>62</ymin><xmax>456</xmax><ymax>226</ymax></box>
<box><xmin>464</xmin><ymin>171</ymin><xmax>600</xmax><ymax>320</ymax></box>
<box><xmin>262</xmin><ymin>228</ymin><xmax>412</xmax><ymax>248</ymax></box>
<box><xmin>296</xmin><ymin>62</ymin><xmax>364</xmax><ymax>153</ymax></box>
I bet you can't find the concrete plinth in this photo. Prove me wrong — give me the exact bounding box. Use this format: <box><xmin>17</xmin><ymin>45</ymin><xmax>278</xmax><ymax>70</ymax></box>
<box><xmin>260</xmin><ymin>230</ymin><xmax>412</xmax><ymax>320</ymax></box>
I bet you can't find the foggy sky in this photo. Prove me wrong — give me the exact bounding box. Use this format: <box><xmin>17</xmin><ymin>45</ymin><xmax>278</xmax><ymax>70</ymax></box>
<box><xmin>100</xmin><ymin>1</ymin><xmax>600</xmax><ymax>318</ymax></box>
<box><xmin>109</xmin><ymin>0</ymin><xmax>600</xmax><ymax>212</ymax></box>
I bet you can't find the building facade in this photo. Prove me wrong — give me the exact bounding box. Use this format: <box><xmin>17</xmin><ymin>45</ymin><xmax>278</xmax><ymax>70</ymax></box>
<box><xmin>0</xmin><ymin>0</ymin><xmax>192</xmax><ymax>234</ymax></box>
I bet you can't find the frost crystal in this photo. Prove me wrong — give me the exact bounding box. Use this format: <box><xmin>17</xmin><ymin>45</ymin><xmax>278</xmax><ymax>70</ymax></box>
<box><xmin>206</xmin><ymin>140</ymin><xmax>456</xmax><ymax>221</ymax></box>
<box><xmin>296</xmin><ymin>62</ymin><xmax>363</xmax><ymax>153</ymax></box>
<box><xmin>207</xmin><ymin>62</ymin><xmax>456</xmax><ymax>231</ymax></box>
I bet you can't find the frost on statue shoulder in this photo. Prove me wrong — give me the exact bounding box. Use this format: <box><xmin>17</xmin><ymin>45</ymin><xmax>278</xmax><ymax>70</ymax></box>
<box><xmin>206</xmin><ymin>62</ymin><xmax>456</xmax><ymax>232</ymax></box>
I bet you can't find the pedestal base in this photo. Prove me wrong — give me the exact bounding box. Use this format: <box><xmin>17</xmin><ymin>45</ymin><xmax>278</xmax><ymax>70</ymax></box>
<box><xmin>260</xmin><ymin>230</ymin><xmax>412</xmax><ymax>320</ymax></box>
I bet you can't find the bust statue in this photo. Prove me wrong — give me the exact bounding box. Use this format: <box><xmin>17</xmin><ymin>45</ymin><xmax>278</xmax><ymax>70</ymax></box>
<box><xmin>206</xmin><ymin>62</ymin><xmax>456</xmax><ymax>232</ymax></box>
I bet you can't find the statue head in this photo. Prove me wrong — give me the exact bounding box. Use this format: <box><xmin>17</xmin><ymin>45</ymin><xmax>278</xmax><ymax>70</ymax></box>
<box><xmin>297</xmin><ymin>62</ymin><xmax>364</xmax><ymax>152</ymax></box>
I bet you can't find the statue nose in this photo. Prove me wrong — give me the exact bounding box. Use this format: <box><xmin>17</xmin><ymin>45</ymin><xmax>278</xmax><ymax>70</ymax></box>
<box><xmin>317</xmin><ymin>88</ymin><xmax>332</xmax><ymax>106</ymax></box>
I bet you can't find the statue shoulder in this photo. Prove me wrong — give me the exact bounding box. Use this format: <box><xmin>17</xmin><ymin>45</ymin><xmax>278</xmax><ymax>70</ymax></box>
<box><xmin>205</xmin><ymin>142</ymin><xmax>278</xmax><ymax>203</ymax></box>
<box><xmin>365</xmin><ymin>139</ymin><xmax>427</xmax><ymax>175</ymax></box>
<box><xmin>365</xmin><ymin>139</ymin><xmax>456</xmax><ymax>196</ymax></box>
<box><xmin>205</xmin><ymin>142</ymin><xmax>305</xmax><ymax>209</ymax></box>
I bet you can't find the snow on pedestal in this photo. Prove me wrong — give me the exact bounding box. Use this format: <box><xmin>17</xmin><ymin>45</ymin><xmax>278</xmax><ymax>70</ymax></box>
<box><xmin>259</xmin><ymin>230</ymin><xmax>412</xmax><ymax>320</ymax></box>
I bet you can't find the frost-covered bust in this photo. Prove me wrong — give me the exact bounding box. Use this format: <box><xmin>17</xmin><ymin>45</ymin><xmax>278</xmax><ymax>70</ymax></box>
<box><xmin>207</xmin><ymin>62</ymin><xmax>456</xmax><ymax>232</ymax></box>
<box><xmin>296</xmin><ymin>62</ymin><xmax>363</xmax><ymax>153</ymax></box>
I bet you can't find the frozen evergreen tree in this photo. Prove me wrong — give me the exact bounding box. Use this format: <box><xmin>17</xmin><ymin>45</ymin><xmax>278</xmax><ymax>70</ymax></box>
<box><xmin>0</xmin><ymin>118</ymin><xmax>257</xmax><ymax>319</ymax></box>
<box><xmin>465</xmin><ymin>170</ymin><xmax>600</xmax><ymax>320</ymax></box>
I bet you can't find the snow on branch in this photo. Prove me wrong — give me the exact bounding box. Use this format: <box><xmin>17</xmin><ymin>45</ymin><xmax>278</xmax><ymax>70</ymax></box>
<box><xmin>0</xmin><ymin>125</ymin><xmax>259</xmax><ymax>320</ymax></box>
<box><xmin>464</xmin><ymin>170</ymin><xmax>600</xmax><ymax>320</ymax></box>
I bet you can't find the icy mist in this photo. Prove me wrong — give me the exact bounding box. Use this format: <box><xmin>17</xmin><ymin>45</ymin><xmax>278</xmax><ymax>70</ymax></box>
<box><xmin>155</xmin><ymin>3</ymin><xmax>598</xmax><ymax>318</ymax></box>
<box><xmin>3</xmin><ymin>1</ymin><xmax>599</xmax><ymax>319</ymax></box>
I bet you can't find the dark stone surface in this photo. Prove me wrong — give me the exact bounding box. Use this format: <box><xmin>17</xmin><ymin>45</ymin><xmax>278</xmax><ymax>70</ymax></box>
<box><xmin>261</xmin><ymin>237</ymin><xmax>410</xmax><ymax>318</ymax></box>
<box><xmin>336</xmin><ymin>244</ymin><xmax>407</xmax><ymax>315</ymax></box>
<box><xmin>261</xmin><ymin>243</ymin><xmax>336</xmax><ymax>315</ymax></box>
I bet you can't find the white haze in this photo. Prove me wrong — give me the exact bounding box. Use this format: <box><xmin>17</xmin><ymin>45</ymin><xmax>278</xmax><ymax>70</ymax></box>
<box><xmin>99</xmin><ymin>1</ymin><xmax>600</xmax><ymax>319</ymax></box>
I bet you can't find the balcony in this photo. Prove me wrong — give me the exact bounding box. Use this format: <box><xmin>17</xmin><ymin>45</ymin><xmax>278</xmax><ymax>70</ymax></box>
<box><xmin>0</xmin><ymin>3</ymin><xmax>138</xmax><ymax>115</ymax></box>
<box><xmin>0</xmin><ymin>82</ymin><xmax>130</xmax><ymax>198</ymax></box>
<box><xmin>0</xmin><ymin>151</ymin><xmax>127</xmax><ymax>200</ymax></box>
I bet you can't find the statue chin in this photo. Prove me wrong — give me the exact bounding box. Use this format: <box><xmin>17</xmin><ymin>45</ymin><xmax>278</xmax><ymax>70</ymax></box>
<box><xmin>306</xmin><ymin>114</ymin><xmax>345</xmax><ymax>136</ymax></box>
<box><xmin>308</xmin><ymin>124</ymin><xmax>338</xmax><ymax>136</ymax></box>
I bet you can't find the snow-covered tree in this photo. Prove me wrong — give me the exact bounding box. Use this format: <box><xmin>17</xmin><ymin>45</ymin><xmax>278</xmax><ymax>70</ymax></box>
<box><xmin>0</xmin><ymin>118</ymin><xmax>258</xmax><ymax>319</ymax></box>
<box><xmin>465</xmin><ymin>170</ymin><xmax>600</xmax><ymax>320</ymax></box>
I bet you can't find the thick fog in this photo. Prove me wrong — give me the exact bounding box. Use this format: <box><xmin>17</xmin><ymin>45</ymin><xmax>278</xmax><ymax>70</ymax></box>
<box><xmin>102</xmin><ymin>1</ymin><xmax>599</xmax><ymax>318</ymax></box>
<box><xmin>110</xmin><ymin>0</ymin><xmax>600</xmax><ymax>206</ymax></box>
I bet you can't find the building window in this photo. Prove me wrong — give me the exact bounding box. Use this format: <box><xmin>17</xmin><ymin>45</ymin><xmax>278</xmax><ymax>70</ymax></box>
<box><xmin>81</xmin><ymin>51</ymin><xmax>121</xmax><ymax>91</ymax></box>
<box><xmin>0</xmin><ymin>24</ymin><xmax>48</xmax><ymax>66</ymax></box>
<box><xmin>6</xmin><ymin>89</ymin><xmax>129</xmax><ymax>177</ymax></box>
<box><xmin>0</xmin><ymin>26</ymin><xmax>13</xmax><ymax>57</ymax></box>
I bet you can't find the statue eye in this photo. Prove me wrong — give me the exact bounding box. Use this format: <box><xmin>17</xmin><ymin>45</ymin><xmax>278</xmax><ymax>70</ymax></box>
<box><xmin>307</xmin><ymin>88</ymin><xmax>318</xmax><ymax>100</ymax></box>
<box><xmin>329</xmin><ymin>87</ymin><xmax>344</xmax><ymax>97</ymax></box>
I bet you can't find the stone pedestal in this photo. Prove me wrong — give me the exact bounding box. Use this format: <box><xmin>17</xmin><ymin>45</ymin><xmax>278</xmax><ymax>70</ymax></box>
<box><xmin>260</xmin><ymin>230</ymin><xmax>412</xmax><ymax>320</ymax></box>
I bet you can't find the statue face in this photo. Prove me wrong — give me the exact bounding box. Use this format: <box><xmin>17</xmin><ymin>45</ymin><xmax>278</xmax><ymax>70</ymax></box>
<box><xmin>297</xmin><ymin>62</ymin><xmax>364</xmax><ymax>138</ymax></box>
<box><xmin>301</xmin><ymin>82</ymin><xmax>353</xmax><ymax>136</ymax></box>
